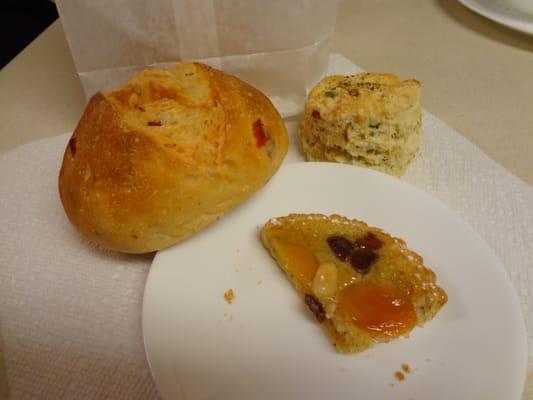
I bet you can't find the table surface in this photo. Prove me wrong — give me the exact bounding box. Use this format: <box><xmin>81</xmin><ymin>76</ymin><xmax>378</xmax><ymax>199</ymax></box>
<box><xmin>0</xmin><ymin>0</ymin><xmax>532</xmax><ymax>398</ymax></box>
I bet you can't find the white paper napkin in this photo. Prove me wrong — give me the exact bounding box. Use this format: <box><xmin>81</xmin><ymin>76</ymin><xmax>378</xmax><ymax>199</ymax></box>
<box><xmin>1</xmin><ymin>54</ymin><xmax>532</xmax><ymax>399</ymax></box>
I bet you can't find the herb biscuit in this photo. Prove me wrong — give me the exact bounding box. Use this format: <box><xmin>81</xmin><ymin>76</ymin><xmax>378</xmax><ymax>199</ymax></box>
<box><xmin>299</xmin><ymin>73</ymin><xmax>422</xmax><ymax>176</ymax></box>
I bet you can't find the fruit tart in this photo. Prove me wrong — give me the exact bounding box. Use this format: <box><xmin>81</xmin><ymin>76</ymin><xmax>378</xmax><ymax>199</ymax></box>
<box><xmin>260</xmin><ymin>214</ymin><xmax>447</xmax><ymax>353</ymax></box>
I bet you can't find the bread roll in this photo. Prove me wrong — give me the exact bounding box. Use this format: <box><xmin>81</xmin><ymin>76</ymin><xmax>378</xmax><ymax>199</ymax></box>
<box><xmin>59</xmin><ymin>62</ymin><xmax>288</xmax><ymax>253</ymax></box>
<box><xmin>299</xmin><ymin>73</ymin><xmax>422</xmax><ymax>176</ymax></box>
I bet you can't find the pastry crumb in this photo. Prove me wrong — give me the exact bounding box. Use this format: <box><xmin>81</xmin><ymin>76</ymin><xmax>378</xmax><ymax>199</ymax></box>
<box><xmin>224</xmin><ymin>289</ymin><xmax>235</xmax><ymax>304</ymax></box>
<box><xmin>401</xmin><ymin>363</ymin><xmax>411</xmax><ymax>374</ymax></box>
<box><xmin>394</xmin><ymin>371</ymin><xmax>405</xmax><ymax>382</ymax></box>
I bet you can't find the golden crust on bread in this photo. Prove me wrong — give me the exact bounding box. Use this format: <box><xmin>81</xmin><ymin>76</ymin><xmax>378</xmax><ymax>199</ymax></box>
<box><xmin>299</xmin><ymin>73</ymin><xmax>422</xmax><ymax>176</ymax></box>
<box><xmin>261</xmin><ymin>214</ymin><xmax>447</xmax><ymax>353</ymax></box>
<box><xmin>59</xmin><ymin>62</ymin><xmax>288</xmax><ymax>253</ymax></box>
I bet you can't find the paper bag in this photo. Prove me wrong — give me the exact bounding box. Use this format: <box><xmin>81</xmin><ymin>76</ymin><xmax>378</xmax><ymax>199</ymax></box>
<box><xmin>55</xmin><ymin>0</ymin><xmax>339</xmax><ymax>117</ymax></box>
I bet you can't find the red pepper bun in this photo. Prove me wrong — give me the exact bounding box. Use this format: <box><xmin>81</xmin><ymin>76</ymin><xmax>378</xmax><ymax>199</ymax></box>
<box><xmin>59</xmin><ymin>62</ymin><xmax>288</xmax><ymax>253</ymax></box>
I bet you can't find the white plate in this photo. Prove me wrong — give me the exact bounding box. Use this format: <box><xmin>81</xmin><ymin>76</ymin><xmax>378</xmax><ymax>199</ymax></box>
<box><xmin>458</xmin><ymin>0</ymin><xmax>533</xmax><ymax>35</ymax></box>
<box><xmin>143</xmin><ymin>162</ymin><xmax>526</xmax><ymax>400</ymax></box>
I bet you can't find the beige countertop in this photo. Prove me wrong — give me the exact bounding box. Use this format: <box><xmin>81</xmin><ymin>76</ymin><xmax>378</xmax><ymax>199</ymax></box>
<box><xmin>0</xmin><ymin>0</ymin><xmax>531</xmax><ymax>398</ymax></box>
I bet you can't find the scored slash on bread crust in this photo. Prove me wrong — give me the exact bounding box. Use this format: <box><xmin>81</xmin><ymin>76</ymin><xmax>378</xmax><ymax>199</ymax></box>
<box><xmin>260</xmin><ymin>214</ymin><xmax>447</xmax><ymax>353</ymax></box>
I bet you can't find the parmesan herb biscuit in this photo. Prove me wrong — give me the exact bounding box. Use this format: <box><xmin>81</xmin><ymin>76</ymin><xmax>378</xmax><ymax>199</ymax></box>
<box><xmin>299</xmin><ymin>73</ymin><xmax>422</xmax><ymax>176</ymax></box>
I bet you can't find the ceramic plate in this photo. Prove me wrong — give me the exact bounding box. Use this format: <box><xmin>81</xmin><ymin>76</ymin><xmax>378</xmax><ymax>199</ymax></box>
<box><xmin>458</xmin><ymin>0</ymin><xmax>533</xmax><ymax>35</ymax></box>
<box><xmin>143</xmin><ymin>162</ymin><xmax>526</xmax><ymax>400</ymax></box>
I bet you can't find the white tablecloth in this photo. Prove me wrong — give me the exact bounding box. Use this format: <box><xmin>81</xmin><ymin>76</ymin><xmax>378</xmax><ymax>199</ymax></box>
<box><xmin>1</xmin><ymin>54</ymin><xmax>532</xmax><ymax>399</ymax></box>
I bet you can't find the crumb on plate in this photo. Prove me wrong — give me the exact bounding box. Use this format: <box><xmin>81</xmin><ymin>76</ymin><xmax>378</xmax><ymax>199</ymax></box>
<box><xmin>224</xmin><ymin>289</ymin><xmax>235</xmax><ymax>304</ymax></box>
